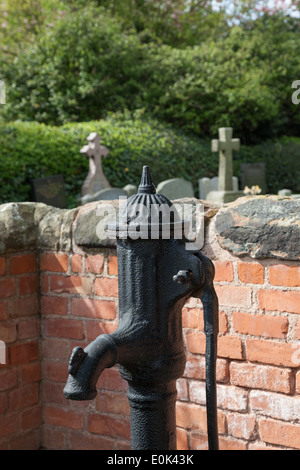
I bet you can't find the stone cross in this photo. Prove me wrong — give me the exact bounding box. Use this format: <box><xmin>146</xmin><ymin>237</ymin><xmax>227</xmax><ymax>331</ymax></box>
<box><xmin>211</xmin><ymin>127</ymin><xmax>240</xmax><ymax>192</ymax></box>
<box><xmin>80</xmin><ymin>132</ymin><xmax>111</xmax><ymax>196</ymax></box>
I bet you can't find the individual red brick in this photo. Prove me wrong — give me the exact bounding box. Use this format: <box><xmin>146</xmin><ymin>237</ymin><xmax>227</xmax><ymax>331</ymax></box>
<box><xmin>0</xmin><ymin>278</ymin><xmax>15</xmax><ymax>298</ymax></box>
<box><xmin>19</xmin><ymin>274</ymin><xmax>39</xmax><ymax>295</ymax></box>
<box><xmin>97</xmin><ymin>368</ymin><xmax>128</xmax><ymax>393</ymax></box>
<box><xmin>213</xmin><ymin>261</ymin><xmax>234</xmax><ymax>282</ymax></box>
<box><xmin>21</xmin><ymin>404</ymin><xmax>42</xmax><ymax>431</ymax></box>
<box><xmin>176</xmin><ymin>402</ymin><xmax>207</xmax><ymax>431</ymax></box>
<box><xmin>219</xmin><ymin>436</ymin><xmax>247</xmax><ymax>451</ymax></box>
<box><xmin>184</xmin><ymin>355</ymin><xmax>229</xmax><ymax>383</ymax></box>
<box><xmin>0</xmin><ymin>394</ymin><xmax>8</xmax><ymax>414</ymax></box>
<box><xmin>9</xmin><ymin>341</ymin><xmax>39</xmax><ymax>365</ymax></box>
<box><xmin>40</xmin><ymin>253</ymin><xmax>68</xmax><ymax>272</ymax></box>
<box><xmin>232</xmin><ymin>311</ymin><xmax>288</xmax><ymax>339</ymax></box>
<box><xmin>85</xmin><ymin>254</ymin><xmax>104</xmax><ymax>274</ymax></box>
<box><xmin>50</xmin><ymin>275</ymin><xmax>92</xmax><ymax>295</ymax></box>
<box><xmin>0</xmin><ymin>369</ymin><xmax>18</xmax><ymax>391</ymax></box>
<box><xmin>9</xmin><ymin>254</ymin><xmax>36</xmax><ymax>275</ymax></box>
<box><xmin>41</xmin><ymin>296</ymin><xmax>68</xmax><ymax>316</ymax></box>
<box><xmin>0</xmin><ymin>301</ymin><xmax>7</xmax><ymax>320</ymax></box>
<box><xmin>42</xmin><ymin>427</ymin><xmax>66</xmax><ymax>450</ymax></box>
<box><xmin>258</xmin><ymin>289</ymin><xmax>300</xmax><ymax>314</ymax></box>
<box><xmin>19</xmin><ymin>361</ymin><xmax>42</xmax><ymax>385</ymax></box>
<box><xmin>182</xmin><ymin>307</ymin><xmax>204</xmax><ymax>330</ymax></box>
<box><xmin>18</xmin><ymin>318</ymin><xmax>39</xmax><ymax>340</ymax></box>
<box><xmin>0</xmin><ymin>414</ymin><xmax>19</xmax><ymax>439</ymax></box>
<box><xmin>227</xmin><ymin>413</ymin><xmax>256</xmax><ymax>440</ymax></box>
<box><xmin>218</xmin><ymin>335</ymin><xmax>244</xmax><ymax>360</ymax></box>
<box><xmin>230</xmin><ymin>361</ymin><xmax>292</xmax><ymax>394</ymax></box>
<box><xmin>0</xmin><ymin>322</ymin><xmax>17</xmax><ymax>343</ymax></box>
<box><xmin>9</xmin><ymin>429</ymin><xmax>40</xmax><ymax>450</ymax></box>
<box><xmin>42</xmin><ymin>381</ymin><xmax>69</xmax><ymax>406</ymax></box>
<box><xmin>216</xmin><ymin>384</ymin><xmax>248</xmax><ymax>412</ymax></box>
<box><xmin>94</xmin><ymin>277</ymin><xmax>118</xmax><ymax>297</ymax></box>
<box><xmin>185</xmin><ymin>330</ymin><xmax>206</xmax><ymax>355</ymax></box>
<box><xmin>250</xmin><ymin>390</ymin><xmax>300</xmax><ymax>422</ymax></box>
<box><xmin>177</xmin><ymin>378</ymin><xmax>189</xmax><ymax>401</ymax></box>
<box><xmin>43</xmin><ymin>318</ymin><xmax>84</xmax><ymax>340</ymax></box>
<box><xmin>72</xmin><ymin>298</ymin><xmax>116</xmax><ymax>320</ymax></box>
<box><xmin>86</xmin><ymin>320</ymin><xmax>118</xmax><ymax>340</ymax></box>
<box><xmin>88</xmin><ymin>414</ymin><xmax>130</xmax><ymax>440</ymax></box>
<box><xmin>9</xmin><ymin>383</ymin><xmax>39</xmax><ymax>412</ymax></box>
<box><xmin>45</xmin><ymin>405</ymin><xmax>84</xmax><ymax>429</ymax></box>
<box><xmin>96</xmin><ymin>390</ymin><xmax>130</xmax><ymax>416</ymax></box>
<box><xmin>215</xmin><ymin>285</ymin><xmax>252</xmax><ymax>308</ymax></box>
<box><xmin>246</xmin><ymin>338</ymin><xmax>298</xmax><ymax>367</ymax></box>
<box><xmin>11</xmin><ymin>295</ymin><xmax>39</xmax><ymax>317</ymax></box>
<box><xmin>189</xmin><ymin>432</ymin><xmax>208</xmax><ymax>450</ymax></box>
<box><xmin>108</xmin><ymin>256</ymin><xmax>118</xmax><ymax>275</ymax></box>
<box><xmin>269</xmin><ymin>265</ymin><xmax>300</xmax><ymax>287</ymax></box>
<box><xmin>176</xmin><ymin>427</ymin><xmax>189</xmax><ymax>450</ymax></box>
<box><xmin>42</xmin><ymin>337</ymin><xmax>69</xmax><ymax>360</ymax></box>
<box><xmin>44</xmin><ymin>360</ymin><xmax>68</xmax><ymax>383</ymax></box>
<box><xmin>0</xmin><ymin>257</ymin><xmax>6</xmax><ymax>276</ymax></box>
<box><xmin>259</xmin><ymin>418</ymin><xmax>300</xmax><ymax>449</ymax></box>
<box><xmin>238</xmin><ymin>262</ymin><xmax>264</xmax><ymax>284</ymax></box>
<box><xmin>71</xmin><ymin>254</ymin><xmax>83</xmax><ymax>273</ymax></box>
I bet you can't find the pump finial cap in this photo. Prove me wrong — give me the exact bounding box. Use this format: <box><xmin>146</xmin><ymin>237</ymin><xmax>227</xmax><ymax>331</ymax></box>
<box><xmin>138</xmin><ymin>166</ymin><xmax>156</xmax><ymax>194</ymax></box>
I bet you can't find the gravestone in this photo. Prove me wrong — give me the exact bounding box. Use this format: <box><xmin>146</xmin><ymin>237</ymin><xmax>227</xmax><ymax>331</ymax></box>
<box><xmin>156</xmin><ymin>178</ymin><xmax>194</xmax><ymax>200</ymax></box>
<box><xmin>199</xmin><ymin>176</ymin><xmax>238</xmax><ymax>200</ymax></box>
<box><xmin>31</xmin><ymin>174</ymin><xmax>67</xmax><ymax>209</ymax></box>
<box><xmin>241</xmin><ymin>162</ymin><xmax>267</xmax><ymax>194</ymax></box>
<box><xmin>81</xmin><ymin>132</ymin><xmax>110</xmax><ymax>196</ymax></box>
<box><xmin>123</xmin><ymin>184</ymin><xmax>137</xmax><ymax>197</ymax></box>
<box><xmin>81</xmin><ymin>187</ymin><xmax>127</xmax><ymax>205</ymax></box>
<box><xmin>206</xmin><ymin>127</ymin><xmax>243</xmax><ymax>203</ymax></box>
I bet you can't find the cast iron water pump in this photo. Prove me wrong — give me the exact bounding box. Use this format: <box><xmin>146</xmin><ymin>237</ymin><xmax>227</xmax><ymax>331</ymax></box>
<box><xmin>64</xmin><ymin>166</ymin><xmax>219</xmax><ymax>450</ymax></box>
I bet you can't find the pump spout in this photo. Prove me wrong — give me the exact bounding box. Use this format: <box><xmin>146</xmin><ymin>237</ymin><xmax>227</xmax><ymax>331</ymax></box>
<box><xmin>63</xmin><ymin>334</ymin><xmax>118</xmax><ymax>400</ymax></box>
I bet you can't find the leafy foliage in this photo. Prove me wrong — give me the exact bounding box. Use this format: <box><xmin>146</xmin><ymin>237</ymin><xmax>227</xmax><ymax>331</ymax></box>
<box><xmin>1</xmin><ymin>5</ymin><xmax>299</xmax><ymax>142</ymax></box>
<box><xmin>0</xmin><ymin>114</ymin><xmax>299</xmax><ymax>208</ymax></box>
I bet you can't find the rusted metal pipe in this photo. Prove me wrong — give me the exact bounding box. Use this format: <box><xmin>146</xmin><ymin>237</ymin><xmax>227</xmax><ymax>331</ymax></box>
<box><xmin>63</xmin><ymin>166</ymin><xmax>219</xmax><ymax>450</ymax></box>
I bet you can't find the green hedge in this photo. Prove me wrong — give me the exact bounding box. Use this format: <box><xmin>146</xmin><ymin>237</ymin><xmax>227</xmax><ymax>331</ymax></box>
<box><xmin>0</xmin><ymin>113</ymin><xmax>299</xmax><ymax>208</ymax></box>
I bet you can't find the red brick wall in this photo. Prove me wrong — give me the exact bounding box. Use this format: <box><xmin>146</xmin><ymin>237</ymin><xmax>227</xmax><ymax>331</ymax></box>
<box><xmin>0</xmin><ymin>253</ymin><xmax>41</xmax><ymax>450</ymax></box>
<box><xmin>0</xmin><ymin>249</ymin><xmax>299</xmax><ymax>450</ymax></box>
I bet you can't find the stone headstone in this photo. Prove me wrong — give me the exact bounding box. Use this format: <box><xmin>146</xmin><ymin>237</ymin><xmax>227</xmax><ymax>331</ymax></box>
<box><xmin>81</xmin><ymin>187</ymin><xmax>127</xmax><ymax>205</ymax></box>
<box><xmin>31</xmin><ymin>174</ymin><xmax>67</xmax><ymax>209</ymax></box>
<box><xmin>241</xmin><ymin>162</ymin><xmax>267</xmax><ymax>194</ymax></box>
<box><xmin>81</xmin><ymin>132</ymin><xmax>110</xmax><ymax>196</ymax></box>
<box><xmin>156</xmin><ymin>178</ymin><xmax>194</xmax><ymax>200</ymax></box>
<box><xmin>278</xmin><ymin>189</ymin><xmax>292</xmax><ymax>197</ymax></box>
<box><xmin>123</xmin><ymin>184</ymin><xmax>138</xmax><ymax>197</ymax></box>
<box><xmin>199</xmin><ymin>176</ymin><xmax>238</xmax><ymax>200</ymax></box>
<box><xmin>206</xmin><ymin>127</ymin><xmax>243</xmax><ymax>203</ymax></box>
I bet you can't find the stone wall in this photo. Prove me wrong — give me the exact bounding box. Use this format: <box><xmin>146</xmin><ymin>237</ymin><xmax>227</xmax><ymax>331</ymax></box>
<box><xmin>0</xmin><ymin>196</ymin><xmax>299</xmax><ymax>450</ymax></box>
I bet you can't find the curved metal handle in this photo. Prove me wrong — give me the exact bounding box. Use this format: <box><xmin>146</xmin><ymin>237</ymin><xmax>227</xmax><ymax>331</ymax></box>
<box><xmin>193</xmin><ymin>252</ymin><xmax>219</xmax><ymax>451</ymax></box>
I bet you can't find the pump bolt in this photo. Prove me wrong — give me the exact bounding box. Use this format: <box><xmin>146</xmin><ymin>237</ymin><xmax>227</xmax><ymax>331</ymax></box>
<box><xmin>173</xmin><ymin>270</ymin><xmax>193</xmax><ymax>285</ymax></box>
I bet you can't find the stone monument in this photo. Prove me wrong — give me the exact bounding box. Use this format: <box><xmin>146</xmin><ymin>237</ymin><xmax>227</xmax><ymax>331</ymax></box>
<box><xmin>156</xmin><ymin>178</ymin><xmax>194</xmax><ymax>199</ymax></box>
<box><xmin>206</xmin><ymin>127</ymin><xmax>243</xmax><ymax>203</ymax></box>
<box><xmin>199</xmin><ymin>176</ymin><xmax>239</xmax><ymax>200</ymax></box>
<box><xmin>81</xmin><ymin>132</ymin><xmax>111</xmax><ymax>197</ymax></box>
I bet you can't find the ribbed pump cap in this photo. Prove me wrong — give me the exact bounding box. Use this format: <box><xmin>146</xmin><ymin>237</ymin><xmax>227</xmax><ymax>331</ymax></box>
<box><xmin>107</xmin><ymin>166</ymin><xmax>186</xmax><ymax>240</ymax></box>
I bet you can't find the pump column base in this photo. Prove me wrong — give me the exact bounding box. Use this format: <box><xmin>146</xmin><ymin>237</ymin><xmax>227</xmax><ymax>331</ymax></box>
<box><xmin>127</xmin><ymin>381</ymin><xmax>178</xmax><ymax>450</ymax></box>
